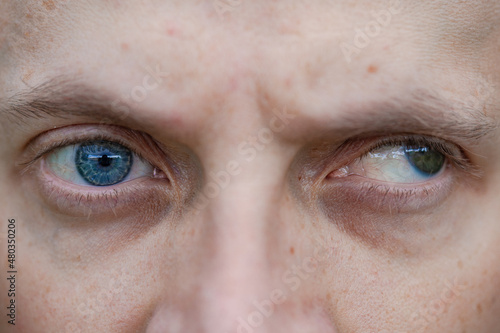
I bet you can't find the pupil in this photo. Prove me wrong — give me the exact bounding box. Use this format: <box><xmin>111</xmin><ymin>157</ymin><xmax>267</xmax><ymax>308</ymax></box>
<box><xmin>100</xmin><ymin>155</ymin><xmax>112</xmax><ymax>167</ymax></box>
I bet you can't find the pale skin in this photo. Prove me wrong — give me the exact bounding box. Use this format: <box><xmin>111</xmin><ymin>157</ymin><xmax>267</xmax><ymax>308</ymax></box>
<box><xmin>0</xmin><ymin>0</ymin><xmax>500</xmax><ymax>332</ymax></box>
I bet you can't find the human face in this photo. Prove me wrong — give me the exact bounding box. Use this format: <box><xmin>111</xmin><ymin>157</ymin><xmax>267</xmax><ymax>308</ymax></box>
<box><xmin>0</xmin><ymin>0</ymin><xmax>499</xmax><ymax>332</ymax></box>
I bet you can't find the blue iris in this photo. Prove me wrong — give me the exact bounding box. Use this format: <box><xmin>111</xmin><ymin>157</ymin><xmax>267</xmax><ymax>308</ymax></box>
<box><xmin>404</xmin><ymin>146</ymin><xmax>445</xmax><ymax>177</ymax></box>
<box><xmin>75</xmin><ymin>141</ymin><xmax>133</xmax><ymax>186</ymax></box>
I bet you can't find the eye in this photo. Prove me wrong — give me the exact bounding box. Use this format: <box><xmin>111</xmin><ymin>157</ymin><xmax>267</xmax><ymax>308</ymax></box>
<box><xmin>46</xmin><ymin>140</ymin><xmax>154</xmax><ymax>186</ymax></box>
<box><xmin>337</xmin><ymin>143</ymin><xmax>447</xmax><ymax>184</ymax></box>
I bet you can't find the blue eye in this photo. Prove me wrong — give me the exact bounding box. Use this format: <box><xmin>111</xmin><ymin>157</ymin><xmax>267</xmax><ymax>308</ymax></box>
<box><xmin>46</xmin><ymin>140</ymin><xmax>154</xmax><ymax>187</ymax></box>
<box><xmin>75</xmin><ymin>141</ymin><xmax>133</xmax><ymax>186</ymax></box>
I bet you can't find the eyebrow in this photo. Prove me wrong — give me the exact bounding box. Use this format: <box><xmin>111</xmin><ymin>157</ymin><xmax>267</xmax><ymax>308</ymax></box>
<box><xmin>2</xmin><ymin>77</ymin><xmax>498</xmax><ymax>146</ymax></box>
<box><xmin>327</xmin><ymin>88</ymin><xmax>498</xmax><ymax>145</ymax></box>
<box><xmin>2</xmin><ymin>77</ymin><xmax>127</xmax><ymax>125</ymax></box>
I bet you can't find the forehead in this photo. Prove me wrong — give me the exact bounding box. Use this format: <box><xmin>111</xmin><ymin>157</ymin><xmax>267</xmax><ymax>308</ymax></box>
<box><xmin>0</xmin><ymin>0</ymin><xmax>499</xmax><ymax>111</ymax></box>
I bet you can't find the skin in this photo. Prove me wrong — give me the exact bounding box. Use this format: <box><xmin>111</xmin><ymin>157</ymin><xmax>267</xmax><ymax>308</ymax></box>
<box><xmin>1</xmin><ymin>0</ymin><xmax>500</xmax><ymax>332</ymax></box>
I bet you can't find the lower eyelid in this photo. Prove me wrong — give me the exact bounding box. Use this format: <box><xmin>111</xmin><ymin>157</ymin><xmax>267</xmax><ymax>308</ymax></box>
<box><xmin>321</xmin><ymin>167</ymin><xmax>454</xmax><ymax>214</ymax></box>
<box><xmin>32</xmin><ymin>158</ymin><xmax>172</xmax><ymax>218</ymax></box>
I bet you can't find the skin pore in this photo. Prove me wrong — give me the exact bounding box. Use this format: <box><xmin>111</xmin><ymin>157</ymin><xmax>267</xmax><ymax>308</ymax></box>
<box><xmin>0</xmin><ymin>0</ymin><xmax>500</xmax><ymax>332</ymax></box>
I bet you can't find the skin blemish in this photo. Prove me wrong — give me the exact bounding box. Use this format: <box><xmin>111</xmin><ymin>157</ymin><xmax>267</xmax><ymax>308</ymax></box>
<box><xmin>121</xmin><ymin>42</ymin><xmax>130</xmax><ymax>51</ymax></box>
<box><xmin>166</xmin><ymin>27</ymin><xmax>177</xmax><ymax>36</ymax></box>
<box><xmin>476</xmin><ymin>303</ymin><xmax>482</xmax><ymax>314</ymax></box>
<box><xmin>165</xmin><ymin>22</ymin><xmax>180</xmax><ymax>37</ymax></box>
<box><xmin>290</xmin><ymin>246</ymin><xmax>295</xmax><ymax>255</ymax></box>
<box><xmin>457</xmin><ymin>260</ymin><xmax>463</xmax><ymax>269</ymax></box>
<box><xmin>367</xmin><ymin>65</ymin><xmax>378</xmax><ymax>74</ymax></box>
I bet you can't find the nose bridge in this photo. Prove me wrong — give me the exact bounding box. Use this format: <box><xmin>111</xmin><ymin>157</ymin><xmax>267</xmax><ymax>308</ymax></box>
<box><xmin>199</xmin><ymin>168</ymin><xmax>279</xmax><ymax>313</ymax></box>
<box><xmin>147</xmin><ymin>135</ymin><xmax>340</xmax><ymax>332</ymax></box>
<box><xmin>170</xmin><ymin>134</ymin><xmax>292</xmax><ymax>326</ymax></box>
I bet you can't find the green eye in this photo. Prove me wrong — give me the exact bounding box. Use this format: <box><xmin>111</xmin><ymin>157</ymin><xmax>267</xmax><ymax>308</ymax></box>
<box><xmin>404</xmin><ymin>146</ymin><xmax>445</xmax><ymax>177</ymax></box>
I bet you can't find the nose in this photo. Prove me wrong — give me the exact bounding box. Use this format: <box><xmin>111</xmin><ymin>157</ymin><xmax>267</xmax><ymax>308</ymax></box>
<box><xmin>145</xmin><ymin>156</ymin><xmax>338</xmax><ymax>333</ymax></box>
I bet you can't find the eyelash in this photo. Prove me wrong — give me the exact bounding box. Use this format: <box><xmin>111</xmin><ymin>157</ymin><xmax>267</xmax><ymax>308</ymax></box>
<box><xmin>20</xmin><ymin>126</ymin><xmax>172</xmax><ymax>217</ymax></box>
<box><xmin>320</xmin><ymin>134</ymin><xmax>479</xmax><ymax>212</ymax></box>
<box><xmin>22</xmin><ymin>134</ymin><xmax>152</xmax><ymax>172</ymax></box>
<box><xmin>360</xmin><ymin>135</ymin><xmax>477</xmax><ymax>175</ymax></box>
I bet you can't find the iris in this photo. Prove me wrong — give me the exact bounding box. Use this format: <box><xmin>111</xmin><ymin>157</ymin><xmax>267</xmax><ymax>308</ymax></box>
<box><xmin>404</xmin><ymin>146</ymin><xmax>445</xmax><ymax>177</ymax></box>
<box><xmin>75</xmin><ymin>141</ymin><xmax>133</xmax><ymax>186</ymax></box>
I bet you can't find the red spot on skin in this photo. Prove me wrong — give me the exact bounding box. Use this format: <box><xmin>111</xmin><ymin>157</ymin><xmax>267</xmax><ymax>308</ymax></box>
<box><xmin>121</xmin><ymin>42</ymin><xmax>130</xmax><ymax>51</ymax></box>
<box><xmin>165</xmin><ymin>22</ymin><xmax>180</xmax><ymax>37</ymax></box>
<box><xmin>167</xmin><ymin>28</ymin><xmax>177</xmax><ymax>36</ymax></box>
<box><xmin>367</xmin><ymin>65</ymin><xmax>378</xmax><ymax>73</ymax></box>
<box><xmin>290</xmin><ymin>247</ymin><xmax>295</xmax><ymax>255</ymax></box>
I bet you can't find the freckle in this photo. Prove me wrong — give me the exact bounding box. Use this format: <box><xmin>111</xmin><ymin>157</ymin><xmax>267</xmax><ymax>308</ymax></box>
<box><xmin>326</xmin><ymin>293</ymin><xmax>331</xmax><ymax>301</ymax></box>
<box><xmin>476</xmin><ymin>303</ymin><xmax>482</xmax><ymax>314</ymax></box>
<box><xmin>42</xmin><ymin>0</ymin><xmax>56</xmax><ymax>10</ymax></box>
<box><xmin>121</xmin><ymin>43</ymin><xmax>129</xmax><ymax>51</ymax></box>
<box><xmin>457</xmin><ymin>260</ymin><xmax>463</xmax><ymax>269</ymax></box>
<box><xmin>367</xmin><ymin>65</ymin><xmax>378</xmax><ymax>73</ymax></box>
<box><xmin>290</xmin><ymin>247</ymin><xmax>295</xmax><ymax>255</ymax></box>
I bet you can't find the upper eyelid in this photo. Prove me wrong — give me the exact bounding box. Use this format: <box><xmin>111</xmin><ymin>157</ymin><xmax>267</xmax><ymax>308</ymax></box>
<box><xmin>300</xmin><ymin>133</ymin><xmax>481</xmax><ymax>186</ymax></box>
<box><xmin>343</xmin><ymin>135</ymin><xmax>483</xmax><ymax>180</ymax></box>
<box><xmin>17</xmin><ymin>124</ymin><xmax>172</xmax><ymax>179</ymax></box>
